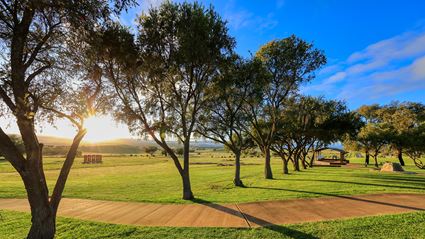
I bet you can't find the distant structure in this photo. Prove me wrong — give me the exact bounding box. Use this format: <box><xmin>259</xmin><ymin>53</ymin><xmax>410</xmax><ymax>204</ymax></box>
<box><xmin>314</xmin><ymin>147</ymin><xmax>349</xmax><ymax>166</ymax></box>
<box><xmin>83</xmin><ymin>154</ymin><xmax>103</xmax><ymax>164</ymax></box>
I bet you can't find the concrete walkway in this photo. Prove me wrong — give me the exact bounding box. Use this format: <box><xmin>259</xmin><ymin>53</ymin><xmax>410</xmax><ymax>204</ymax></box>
<box><xmin>0</xmin><ymin>193</ymin><xmax>424</xmax><ymax>228</ymax></box>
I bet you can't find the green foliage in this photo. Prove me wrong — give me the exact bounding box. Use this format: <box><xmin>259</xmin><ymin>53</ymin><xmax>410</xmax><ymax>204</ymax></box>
<box><xmin>247</xmin><ymin>35</ymin><xmax>327</xmax><ymax>153</ymax></box>
<box><xmin>198</xmin><ymin>56</ymin><xmax>265</xmax><ymax>154</ymax></box>
<box><xmin>255</xmin><ymin>35</ymin><xmax>327</xmax><ymax>89</ymax></box>
<box><xmin>175</xmin><ymin>147</ymin><xmax>184</xmax><ymax>156</ymax></box>
<box><xmin>348</xmin><ymin>102</ymin><xmax>425</xmax><ymax>168</ymax></box>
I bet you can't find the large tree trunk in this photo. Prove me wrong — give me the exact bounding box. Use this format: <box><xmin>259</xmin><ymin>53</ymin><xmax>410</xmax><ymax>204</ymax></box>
<box><xmin>17</xmin><ymin>129</ymin><xmax>85</xmax><ymax>239</ymax></box>
<box><xmin>182</xmin><ymin>141</ymin><xmax>194</xmax><ymax>200</ymax></box>
<box><xmin>397</xmin><ymin>147</ymin><xmax>405</xmax><ymax>166</ymax></box>
<box><xmin>233</xmin><ymin>151</ymin><xmax>243</xmax><ymax>187</ymax></box>
<box><xmin>365</xmin><ymin>150</ymin><xmax>370</xmax><ymax>166</ymax></box>
<box><xmin>264</xmin><ymin>147</ymin><xmax>273</xmax><ymax>179</ymax></box>
<box><xmin>26</xmin><ymin>197</ymin><xmax>55</xmax><ymax>239</ymax></box>
<box><xmin>22</xmin><ymin>167</ymin><xmax>55</xmax><ymax>239</ymax></box>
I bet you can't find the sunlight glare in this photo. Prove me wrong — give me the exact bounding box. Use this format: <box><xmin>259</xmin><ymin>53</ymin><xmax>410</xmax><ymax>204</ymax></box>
<box><xmin>83</xmin><ymin>116</ymin><xmax>130</xmax><ymax>143</ymax></box>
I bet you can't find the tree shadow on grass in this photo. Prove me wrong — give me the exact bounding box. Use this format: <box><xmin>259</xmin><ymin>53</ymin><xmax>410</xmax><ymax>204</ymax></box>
<box><xmin>247</xmin><ymin>187</ymin><xmax>425</xmax><ymax>211</ymax></box>
<box><xmin>191</xmin><ymin>198</ymin><xmax>319</xmax><ymax>239</ymax></box>
<box><xmin>272</xmin><ymin>178</ymin><xmax>425</xmax><ymax>191</ymax></box>
<box><xmin>355</xmin><ymin>174</ymin><xmax>425</xmax><ymax>183</ymax></box>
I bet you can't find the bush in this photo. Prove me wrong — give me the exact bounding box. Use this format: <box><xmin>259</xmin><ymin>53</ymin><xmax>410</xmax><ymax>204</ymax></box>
<box><xmin>145</xmin><ymin>146</ymin><xmax>158</xmax><ymax>156</ymax></box>
<box><xmin>175</xmin><ymin>147</ymin><xmax>184</xmax><ymax>155</ymax></box>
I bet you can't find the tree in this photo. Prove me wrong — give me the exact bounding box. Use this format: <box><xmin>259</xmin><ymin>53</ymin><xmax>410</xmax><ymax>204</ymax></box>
<box><xmin>346</xmin><ymin>105</ymin><xmax>390</xmax><ymax>168</ymax></box>
<box><xmin>101</xmin><ymin>2</ymin><xmax>234</xmax><ymax>200</ymax></box>
<box><xmin>197</xmin><ymin>57</ymin><xmax>264</xmax><ymax>186</ymax></box>
<box><xmin>0</xmin><ymin>1</ymin><xmax>132</xmax><ymax>238</ymax></box>
<box><xmin>145</xmin><ymin>146</ymin><xmax>158</xmax><ymax>156</ymax></box>
<box><xmin>244</xmin><ymin>35</ymin><xmax>326</xmax><ymax>179</ymax></box>
<box><xmin>377</xmin><ymin>102</ymin><xmax>425</xmax><ymax>166</ymax></box>
<box><xmin>272</xmin><ymin>96</ymin><xmax>359</xmax><ymax>173</ymax></box>
<box><xmin>404</xmin><ymin>124</ymin><xmax>425</xmax><ymax>169</ymax></box>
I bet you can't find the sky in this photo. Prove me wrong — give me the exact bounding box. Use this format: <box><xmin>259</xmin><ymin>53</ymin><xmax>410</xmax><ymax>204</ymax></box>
<box><xmin>1</xmin><ymin>0</ymin><xmax>425</xmax><ymax>139</ymax></box>
<box><xmin>122</xmin><ymin>0</ymin><xmax>425</xmax><ymax>109</ymax></box>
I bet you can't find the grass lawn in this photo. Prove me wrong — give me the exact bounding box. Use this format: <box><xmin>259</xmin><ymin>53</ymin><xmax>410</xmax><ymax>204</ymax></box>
<box><xmin>1</xmin><ymin>210</ymin><xmax>424</xmax><ymax>239</ymax></box>
<box><xmin>0</xmin><ymin>151</ymin><xmax>424</xmax><ymax>203</ymax></box>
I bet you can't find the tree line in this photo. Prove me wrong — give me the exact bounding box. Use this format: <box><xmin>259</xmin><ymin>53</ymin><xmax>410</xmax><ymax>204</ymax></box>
<box><xmin>344</xmin><ymin>102</ymin><xmax>425</xmax><ymax>169</ymax></box>
<box><xmin>0</xmin><ymin>1</ymin><xmax>424</xmax><ymax>238</ymax></box>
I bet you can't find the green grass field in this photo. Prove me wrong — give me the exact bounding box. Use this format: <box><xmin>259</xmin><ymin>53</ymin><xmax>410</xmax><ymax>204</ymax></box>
<box><xmin>0</xmin><ymin>150</ymin><xmax>424</xmax><ymax>203</ymax></box>
<box><xmin>1</xmin><ymin>210</ymin><xmax>424</xmax><ymax>239</ymax></box>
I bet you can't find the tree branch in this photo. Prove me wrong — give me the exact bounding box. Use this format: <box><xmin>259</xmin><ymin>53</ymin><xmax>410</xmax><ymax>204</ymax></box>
<box><xmin>50</xmin><ymin>128</ymin><xmax>87</xmax><ymax>212</ymax></box>
<box><xmin>0</xmin><ymin>127</ymin><xmax>25</xmax><ymax>172</ymax></box>
<box><xmin>40</xmin><ymin>105</ymin><xmax>83</xmax><ymax>130</ymax></box>
<box><xmin>0</xmin><ymin>86</ymin><xmax>16</xmax><ymax>111</ymax></box>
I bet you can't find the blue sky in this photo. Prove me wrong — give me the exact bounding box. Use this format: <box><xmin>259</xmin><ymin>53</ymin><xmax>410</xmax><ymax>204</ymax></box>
<box><xmin>2</xmin><ymin>0</ymin><xmax>425</xmax><ymax>138</ymax></box>
<box><xmin>123</xmin><ymin>0</ymin><xmax>425</xmax><ymax>109</ymax></box>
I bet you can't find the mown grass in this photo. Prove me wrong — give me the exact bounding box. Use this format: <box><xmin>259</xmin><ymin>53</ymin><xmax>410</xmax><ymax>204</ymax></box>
<box><xmin>0</xmin><ymin>210</ymin><xmax>424</xmax><ymax>239</ymax></box>
<box><xmin>0</xmin><ymin>151</ymin><xmax>424</xmax><ymax>203</ymax></box>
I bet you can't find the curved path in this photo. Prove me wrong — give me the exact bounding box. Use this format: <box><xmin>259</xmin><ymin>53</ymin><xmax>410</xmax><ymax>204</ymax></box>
<box><xmin>0</xmin><ymin>193</ymin><xmax>424</xmax><ymax>228</ymax></box>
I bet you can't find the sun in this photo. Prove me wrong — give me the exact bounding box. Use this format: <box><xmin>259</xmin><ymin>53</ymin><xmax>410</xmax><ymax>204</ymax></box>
<box><xmin>83</xmin><ymin>115</ymin><xmax>130</xmax><ymax>143</ymax></box>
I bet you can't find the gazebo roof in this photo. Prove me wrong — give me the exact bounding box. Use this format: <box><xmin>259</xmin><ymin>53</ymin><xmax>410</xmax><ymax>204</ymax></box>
<box><xmin>315</xmin><ymin>147</ymin><xmax>347</xmax><ymax>154</ymax></box>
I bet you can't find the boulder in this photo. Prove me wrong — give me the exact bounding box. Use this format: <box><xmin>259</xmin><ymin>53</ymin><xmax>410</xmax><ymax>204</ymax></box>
<box><xmin>380</xmin><ymin>162</ymin><xmax>404</xmax><ymax>172</ymax></box>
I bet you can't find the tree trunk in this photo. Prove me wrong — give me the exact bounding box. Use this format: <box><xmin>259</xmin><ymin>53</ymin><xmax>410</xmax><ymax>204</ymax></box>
<box><xmin>182</xmin><ymin>171</ymin><xmax>194</xmax><ymax>200</ymax></box>
<box><xmin>373</xmin><ymin>155</ymin><xmax>379</xmax><ymax>168</ymax></box>
<box><xmin>264</xmin><ymin>147</ymin><xmax>273</xmax><ymax>179</ymax></box>
<box><xmin>27</xmin><ymin>204</ymin><xmax>55</xmax><ymax>239</ymax></box>
<box><xmin>283</xmin><ymin>159</ymin><xmax>289</xmax><ymax>174</ymax></box>
<box><xmin>233</xmin><ymin>151</ymin><xmax>243</xmax><ymax>187</ymax></box>
<box><xmin>294</xmin><ymin>159</ymin><xmax>300</xmax><ymax>171</ymax></box>
<box><xmin>182</xmin><ymin>141</ymin><xmax>194</xmax><ymax>200</ymax></box>
<box><xmin>293</xmin><ymin>153</ymin><xmax>300</xmax><ymax>171</ymax></box>
<box><xmin>397</xmin><ymin>147</ymin><xmax>405</xmax><ymax>166</ymax></box>
<box><xmin>309</xmin><ymin>152</ymin><xmax>315</xmax><ymax>168</ymax></box>
<box><xmin>301</xmin><ymin>154</ymin><xmax>308</xmax><ymax>169</ymax></box>
<box><xmin>23</xmin><ymin>173</ymin><xmax>55</xmax><ymax>239</ymax></box>
<box><xmin>365</xmin><ymin>151</ymin><xmax>370</xmax><ymax>166</ymax></box>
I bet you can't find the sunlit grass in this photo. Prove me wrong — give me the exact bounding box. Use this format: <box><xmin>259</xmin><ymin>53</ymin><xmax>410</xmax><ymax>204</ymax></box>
<box><xmin>1</xmin><ymin>209</ymin><xmax>424</xmax><ymax>239</ymax></box>
<box><xmin>0</xmin><ymin>150</ymin><xmax>423</xmax><ymax>203</ymax></box>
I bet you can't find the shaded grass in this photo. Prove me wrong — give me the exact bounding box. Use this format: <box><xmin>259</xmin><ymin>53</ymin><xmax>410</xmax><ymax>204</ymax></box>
<box><xmin>0</xmin><ymin>152</ymin><xmax>424</xmax><ymax>203</ymax></box>
<box><xmin>0</xmin><ymin>210</ymin><xmax>424</xmax><ymax>239</ymax></box>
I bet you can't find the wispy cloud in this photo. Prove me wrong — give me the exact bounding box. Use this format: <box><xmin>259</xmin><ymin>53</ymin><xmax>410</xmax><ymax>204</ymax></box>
<box><xmin>224</xmin><ymin>1</ymin><xmax>278</xmax><ymax>32</ymax></box>
<box><xmin>140</xmin><ymin>0</ymin><xmax>167</xmax><ymax>12</ymax></box>
<box><xmin>304</xmin><ymin>26</ymin><xmax>425</xmax><ymax>107</ymax></box>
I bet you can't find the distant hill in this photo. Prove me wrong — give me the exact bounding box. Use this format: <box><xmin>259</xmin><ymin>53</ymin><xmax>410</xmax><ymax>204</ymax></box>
<box><xmin>35</xmin><ymin>135</ymin><xmax>222</xmax><ymax>155</ymax></box>
<box><xmin>37</xmin><ymin>135</ymin><xmax>73</xmax><ymax>146</ymax></box>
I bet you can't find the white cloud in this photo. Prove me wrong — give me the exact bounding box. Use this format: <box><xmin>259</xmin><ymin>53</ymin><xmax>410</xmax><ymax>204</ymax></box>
<box><xmin>225</xmin><ymin>9</ymin><xmax>253</xmax><ymax>30</ymax></box>
<box><xmin>224</xmin><ymin>1</ymin><xmax>278</xmax><ymax>32</ymax></box>
<box><xmin>325</xmin><ymin>72</ymin><xmax>346</xmax><ymax>84</ymax></box>
<box><xmin>305</xmin><ymin>26</ymin><xmax>425</xmax><ymax>105</ymax></box>
<box><xmin>140</xmin><ymin>0</ymin><xmax>167</xmax><ymax>12</ymax></box>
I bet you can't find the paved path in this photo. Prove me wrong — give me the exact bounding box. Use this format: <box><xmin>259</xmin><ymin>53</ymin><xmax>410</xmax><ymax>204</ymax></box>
<box><xmin>0</xmin><ymin>193</ymin><xmax>424</xmax><ymax>228</ymax></box>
